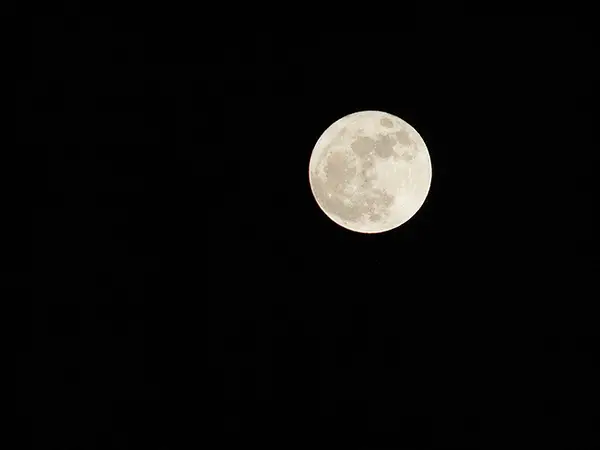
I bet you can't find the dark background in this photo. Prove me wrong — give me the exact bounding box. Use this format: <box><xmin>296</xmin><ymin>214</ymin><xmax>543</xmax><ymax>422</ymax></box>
<box><xmin>18</xmin><ymin>13</ymin><xmax>597</xmax><ymax>450</ymax></box>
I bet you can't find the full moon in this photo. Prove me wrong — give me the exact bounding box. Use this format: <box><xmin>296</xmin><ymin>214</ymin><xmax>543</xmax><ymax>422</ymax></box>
<box><xmin>308</xmin><ymin>110</ymin><xmax>432</xmax><ymax>233</ymax></box>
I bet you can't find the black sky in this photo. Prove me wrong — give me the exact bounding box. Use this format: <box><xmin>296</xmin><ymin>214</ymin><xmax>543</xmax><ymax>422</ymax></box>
<box><xmin>20</xmin><ymin>15</ymin><xmax>598</xmax><ymax>450</ymax></box>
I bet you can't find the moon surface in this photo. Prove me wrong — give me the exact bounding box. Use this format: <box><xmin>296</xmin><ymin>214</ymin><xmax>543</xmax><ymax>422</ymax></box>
<box><xmin>308</xmin><ymin>110</ymin><xmax>432</xmax><ymax>233</ymax></box>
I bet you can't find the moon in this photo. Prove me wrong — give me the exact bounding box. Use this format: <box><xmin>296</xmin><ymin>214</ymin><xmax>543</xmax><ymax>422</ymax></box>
<box><xmin>308</xmin><ymin>110</ymin><xmax>432</xmax><ymax>233</ymax></box>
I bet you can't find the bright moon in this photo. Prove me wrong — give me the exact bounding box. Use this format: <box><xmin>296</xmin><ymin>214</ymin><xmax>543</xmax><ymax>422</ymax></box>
<box><xmin>308</xmin><ymin>110</ymin><xmax>432</xmax><ymax>233</ymax></box>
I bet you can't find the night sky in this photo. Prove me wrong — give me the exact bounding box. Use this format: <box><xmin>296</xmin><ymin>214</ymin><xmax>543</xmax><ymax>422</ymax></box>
<box><xmin>19</xmin><ymin>14</ymin><xmax>598</xmax><ymax>450</ymax></box>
